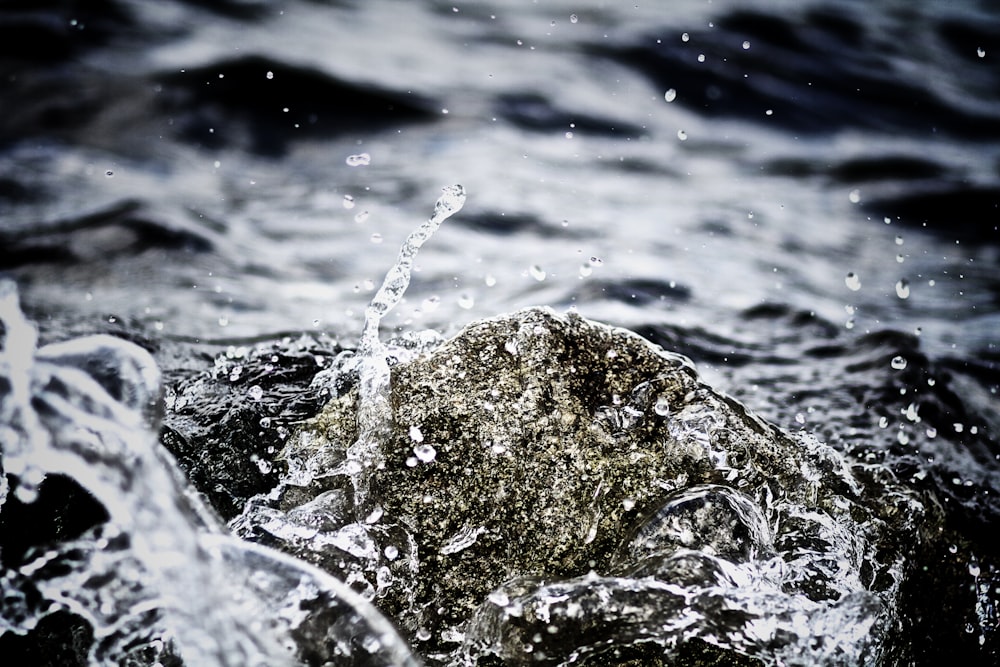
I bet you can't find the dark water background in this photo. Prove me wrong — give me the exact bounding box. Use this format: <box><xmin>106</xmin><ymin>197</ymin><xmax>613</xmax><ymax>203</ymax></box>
<box><xmin>1</xmin><ymin>0</ymin><xmax>998</xmax><ymax>664</ymax></box>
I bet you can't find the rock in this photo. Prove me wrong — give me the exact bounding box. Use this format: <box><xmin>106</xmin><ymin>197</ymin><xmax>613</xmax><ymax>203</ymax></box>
<box><xmin>277</xmin><ymin>306</ymin><xmax>927</xmax><ymax>664</ymax></box>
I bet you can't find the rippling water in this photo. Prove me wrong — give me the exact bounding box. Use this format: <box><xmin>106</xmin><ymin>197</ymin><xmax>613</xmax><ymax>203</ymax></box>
<box><xmin>1</xmin><ymin>0</ymin><xmax>998</xmax><ymax>664</ymax></box>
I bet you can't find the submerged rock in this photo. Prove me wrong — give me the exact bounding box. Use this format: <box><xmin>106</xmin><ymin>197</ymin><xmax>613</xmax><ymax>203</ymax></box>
<box><xmin>271</xmin><ymin>306</ymin><xmax>928</xmax><ymax>665</ymax></box>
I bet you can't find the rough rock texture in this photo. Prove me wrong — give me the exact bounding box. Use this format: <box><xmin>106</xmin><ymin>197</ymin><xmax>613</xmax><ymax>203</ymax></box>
<box><xmin>289</xmin><ymin>307</ymin><xmax>923</xmax><ymax>664</ymax></box>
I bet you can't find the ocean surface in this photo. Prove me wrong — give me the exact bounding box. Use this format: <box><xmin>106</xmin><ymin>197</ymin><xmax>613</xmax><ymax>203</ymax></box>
<box><xmin>1</xmin><ymin>0</ymin><xmax>998</xmax><ymax>665</ymax></box>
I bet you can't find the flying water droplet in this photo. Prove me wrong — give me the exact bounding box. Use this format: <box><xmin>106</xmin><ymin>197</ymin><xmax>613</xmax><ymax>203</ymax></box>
<box><xmin>529</xmin><ymin>265</ymin><xmax>546</xmax><ymax>281</ymax></box>
<box><xmin>346</xmin><ymin>153</ymin><xmax>372</xmax><ymax>167</ymax></box>
<box><xmin>977</xmin><ymin>47</ymin><xmax>986</xmax><ymax>58</ymax></box>
<box><xmin>343</xmin><ymin>194</ymin><xmax>356</xmax><ymax>209</ymax></box>
<box><xmin>895</xmin><ymin>279</ymin><xmax>910</xmax><ymax>299</ymax></box>
<box><xmin>664</xmin><ymin>88</ymin><xmax>677</xmax><ymax>103</ymax></box>
<box><xmin>845</xmin><ymin>272</ymin><xmax>861</xmax><ymax>291</ymax></box>
<box><xmin>890</xmin><ymin>356</ymin><xmax>907</xmax><ymax>370</ymax></box>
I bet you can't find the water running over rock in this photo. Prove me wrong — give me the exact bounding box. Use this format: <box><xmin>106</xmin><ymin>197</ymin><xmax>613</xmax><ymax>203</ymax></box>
<box><xmin>275</xmin><ymin>305</ymin><xmax>930</xmax><ymax>665</ymax></box>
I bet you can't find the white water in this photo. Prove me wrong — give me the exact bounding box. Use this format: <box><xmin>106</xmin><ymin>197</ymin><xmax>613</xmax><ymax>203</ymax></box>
<box><xmin>0</xmin><ymin>279</ymin><xmax>420</xmax><ymax>666</ymax></box>
<box><xmin>341</xmin><ymin>184</ymin><xmax>466</xmax><ymax>507</ymax></box>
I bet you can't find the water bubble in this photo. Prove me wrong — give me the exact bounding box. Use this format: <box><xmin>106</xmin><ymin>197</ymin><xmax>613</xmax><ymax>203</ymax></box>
<box><xmin>664</xmin><ymin>88</ymin><xmax>677</xmax><ymax>102</ymax></box>
<box><xmin>890</xmin><ymin>356</ymin><xmax>907</xmax><ymax>370</ymax></box>
<box><xmin>845</xmin><ymin>272</ymin><xmax>861</xmax><ymax>291</ymax></box>
<box><xmin>413</xmin><ymin>443</ymin><xmax>437</xmax><ymax>463</ymax></box>
<box><xmin>346</xmin><ymin>153</ymin><xmax>371</xmax><ymax>167</ymax></box>
<box><xmin>895</xmin><ymin>279</ymin><xmax>910</xmax><ymax>299</ymax></box>
<box><xmin>529</xmin><ymin>265</ymin><xmax>547</xmax><ymax>281</ymax></box>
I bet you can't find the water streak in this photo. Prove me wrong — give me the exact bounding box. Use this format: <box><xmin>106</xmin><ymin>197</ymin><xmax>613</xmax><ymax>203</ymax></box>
<box><xmin>345</xmin><ymin>184</ymin><xmax>466</xmax><ymax>506</ymax></box>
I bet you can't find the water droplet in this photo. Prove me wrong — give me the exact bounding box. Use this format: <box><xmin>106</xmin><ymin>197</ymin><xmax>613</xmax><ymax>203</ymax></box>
<box><xmin>622</xmin><ymin>498</ymin><xmax>637</xmax><ymax>511</ymax></box>
<box><xmin>415</xmin><ymin>628</ymin><xmax>432</xmax><ymax>642</ymax></box>
<box><xmin>458</xmin><ymin>292</ymin><xmax>475</xmax><ymax>309</ymax></box>
<box><xmin>977</xmin><ymin>47</ymin><xmax>986</xmax><ymax>58</ymax></box>
<box><xmin>579</xmin><ymin>263</ymin><xmax>592</xmax><ymax>277</ymax></box>
<box><xmin>954</xmin><ymin>423</ymin><xmax>965</xmax><ymax>433</ymax></box>
<box><xmin>845</xmin><ymin>272</ymin><xmax>861</xmax><ymax>291</ymax></box>
<box><xmin>697</xmin><ymin>53</ymin><xmax>706</xmax><ymax>63</ymax></box>
<box><xmin>484</xmin><ymin>273</ymin><xmax>497</xmax><ymax>287</ymax></box>
<box><xmin>926</xmin><ymin>426</ymin><xmax>937</xmax><ymax>438</ymax></box>
<box><xmin>765</xmin><ymin>109</ymin><xmax>773</xmax><ymax>116</ymax></box>
<box><xmin>742</xmin><ymin>40</ymin><xmax>751</xmax><ymax>50</ymax></box>
<box><xmin>795</xmin><ymin>412</ymin><xmax>806</xmax><ymax>424</ymax></box>
<box><xmin>653</xmin><ymin>396</ymin><xmax>670</xmax><ymax>417</ymax></box>
<box><xmin>895</xmin><ymin>279</ymin><xmax>910</xmax><ymax>299</ymax></box>
<box><xmin>878</xmin><ymin>416</ymin><xmax>889</xmax><ymax>428</ymax></box>
<box><xmin>569</xmin><ymin>13</ymin><xmax>578</xmax><ymax>24</ymax></box>
<box><xmin>421</xmin><ymin>295</ymin><xmax>440</xmax><ymax>312</ymax></box>
<box><xmin>384</xmin><ymin>545</ymin><xmax>399</xmax><ymax>560</ymax></box>
<box><xmin>266</xmin><ymin>71</ymin><xmax>274</xmax><ymax>79</ymax></box>
<box><xmin>890</xmin><ymin>356</ymin><xmax>907</xmax><ymax>370</ymax></box>
<box><xmin>413</xmin><ymin>443</ymin><xmax>437</xmax><ymax>463</ymax></box>
<box><xmin>343</xmin><ymin>194</ymin><xmax>356</xmax><ymax>209</ymax></box>
<box><xmin>409</xmin><ymin>425</ymin><xmax>424</xmax><ymax>442</ymax></box>
<box><xmin>664</xmin><ymin>88</ymin><xmax>677</xmax><ymax>102</ymax></box>
<box><xmin>488</xmin><ymin>590</ymin><xmax>510</xmax><ymax>606</ymax></box>
<box><xmin>105</xmin><ymin>170</ymin><xmax>114</xmax><ymax>178</ymax></box>
<box><xmin>346</xmin><ymin>153</ymin><xmax>371</xmax><ymax>167</ymax></box>
<box><xmin>677</xmin><ymin>129</ymin><xmax>688</xmax><ymax>141</ymax></box>
<box><xmin>681</xmin><ymin>32</ymin><xmax>689</xmax><ymax>42</ymax></box>
<box><xmin>529</xmin><ymin>264</ymin><xmax>546</xmax><ymax>281</ymax></box>
<box><xmin>370</xmin><ymin>233</ymin><xmax>383</xmax><ymax>244</ymax></box>
<box><xmin>848</xmin><ymin>189</ymin><xmax>861</xmax><ymax>204</ymax></box>
<box><xmin>248</xmin><ymin>385</ymin><xmax>263</xmax><ymax>401</ymax></box>
<box><xmin>969</xmin><ymin>561</ymin><xmax>981</xmax><ymax>577</ymax></box>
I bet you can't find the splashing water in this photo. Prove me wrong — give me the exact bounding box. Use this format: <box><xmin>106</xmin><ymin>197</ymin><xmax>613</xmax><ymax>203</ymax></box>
<box><xmin>0</xmin><ymin>280</ymin><xmax>420</xmax><ymax>666</ymax></box>
<box><xmin>342</xmin><ymin>184</ymin><xmax>466</xmax><ymax>507</ymax></box>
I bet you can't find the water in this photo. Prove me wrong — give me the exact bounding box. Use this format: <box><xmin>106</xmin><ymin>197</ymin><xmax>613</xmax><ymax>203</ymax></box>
<box><xmin>1</xmin><ymin>0</ymin><xmax>998</xmax><ymax>664</ymax></box>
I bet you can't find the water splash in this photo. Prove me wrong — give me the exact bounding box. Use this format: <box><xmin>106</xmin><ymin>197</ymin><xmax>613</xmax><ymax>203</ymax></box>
<box><xmin>343</xmin><ymin>184</ymin><xmax>466</xmax><ymax>507</ymax></box>
<box><xmin>0</xmin><ymin>280</ymin><xmax>420</xmax><ymax>666</ymax></box>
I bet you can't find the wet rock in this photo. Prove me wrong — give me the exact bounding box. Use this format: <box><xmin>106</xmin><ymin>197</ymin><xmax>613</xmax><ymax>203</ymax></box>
<box><xmin>284</xmin><ymin>306</ymin><xmax>925</xmax><ymax>664</ymax></box>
